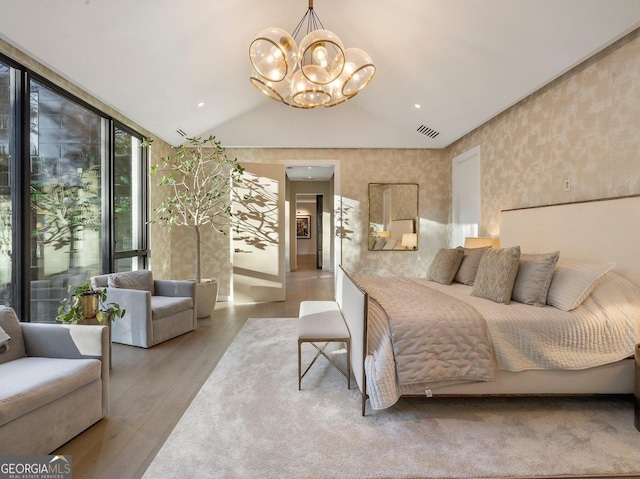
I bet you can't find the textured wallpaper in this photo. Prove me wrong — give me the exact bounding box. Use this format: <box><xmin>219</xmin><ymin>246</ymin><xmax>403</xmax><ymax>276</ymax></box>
<box><xmin>448</xmin><ymin>29</ymin><xmax>640</xmax><ymax>242</ymax></box>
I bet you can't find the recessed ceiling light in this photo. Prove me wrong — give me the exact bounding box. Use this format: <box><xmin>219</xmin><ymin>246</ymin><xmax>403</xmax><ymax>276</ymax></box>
<box><xmin>414</xmin><ymin>104</ymin><xmax>421</xmax><ymax>109</ymax></box>
<box><xmin>197</xmin><ymin>102</ymin><xmax>205</xmax><ymax>107</ymax></box>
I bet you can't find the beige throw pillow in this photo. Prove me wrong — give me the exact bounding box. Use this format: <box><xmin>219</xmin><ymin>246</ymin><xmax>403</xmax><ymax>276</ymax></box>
<box><xmin>427</xmin><ymin>247</ymin><xmax>464</xmax><ymax>285</ymax></box>
<box><xmin>512</xmin><ymin>251</ymin><xmax>560</xmax><ymax>306</ymax></box>
<box><xmin>471</xmin><ymin>246</ymin><xmax>521</xmax><ymax>304</ymax></box>
<box><xmin>453</xmin><ymin>246</ymin><xmax>490</xmax><ymax>285</ymax></box>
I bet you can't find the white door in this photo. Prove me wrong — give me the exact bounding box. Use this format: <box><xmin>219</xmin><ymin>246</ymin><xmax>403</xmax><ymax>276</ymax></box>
<box><xmin>232</xmin><ymin>162</ymin><xmax>286</xmax><ymax>303</ymax></box>
<box><xmin>452</xmin><ymin>146</ymin><xmax>481</xmax><ymax>248</ymax></box>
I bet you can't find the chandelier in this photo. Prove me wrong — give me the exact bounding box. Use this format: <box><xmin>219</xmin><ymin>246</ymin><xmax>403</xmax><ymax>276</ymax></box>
<box><xmin>249</xmin><ymin>0</ymin><xmax>375</xmax><ymax>109</ymax></box>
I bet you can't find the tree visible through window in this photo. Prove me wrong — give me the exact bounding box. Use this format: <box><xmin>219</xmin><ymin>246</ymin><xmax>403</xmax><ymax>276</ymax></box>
<box><xmin>29</xmin><ymin>80</ymin><xmax>104</xmax><ymax>322</ymax></box>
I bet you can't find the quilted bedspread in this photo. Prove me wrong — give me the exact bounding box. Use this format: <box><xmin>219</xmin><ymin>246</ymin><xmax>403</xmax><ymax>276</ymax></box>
<box><xmin>357</xmin><ymin>273</ymin><xmax>640</xmax><ymax>410</ymax></box>
<box><xmin>356</xmin><ymin>276</ymin><xmax>495</xmax><ymax>387</ymax></box>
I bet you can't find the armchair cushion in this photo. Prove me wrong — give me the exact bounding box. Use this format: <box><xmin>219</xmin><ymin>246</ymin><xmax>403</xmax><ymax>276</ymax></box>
<box><xmin>154</xmin><ymin>279</ymin><xmax>196</xmax><ymax>297</ymax></box>
<box><xmin>108</xmin><ymin>270</ymin><xmax>154</xmax><ymax>295</ymax></box>
<box><xmin>0</xmin><ymin>307</ymin><xmax>26</xmax><ymax>365</ymax></box>
<box><xmin>151</xmin><ymin>296</ymin><xmax>193</xmax><ymax>321</ymax></box>
<box><xmin>0</xmin><ymin>357</ymin><xmax>101</xmax><ymax>427</ymax></box>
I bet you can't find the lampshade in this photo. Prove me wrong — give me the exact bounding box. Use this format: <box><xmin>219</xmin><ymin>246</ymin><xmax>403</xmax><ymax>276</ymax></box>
<box><xmin>464</xmin><ymin>237</ymin><xmax>493</xmax><ymax>248</ymax></box>
<box><xmin>249</xmin><ymin>1</ymin><xmax>374</xmax><ymax>109</ymax></box>
<box><xmin>402</xmin><ymin>233</ymin><xmax>418</xmax><ymax>250</ymax></box>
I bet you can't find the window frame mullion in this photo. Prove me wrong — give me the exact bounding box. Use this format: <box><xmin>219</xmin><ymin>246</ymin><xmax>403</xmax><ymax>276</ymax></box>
<box><xmin>14</xmin><ymin>68</ymin><xmax>30</xmax><ymax>320</ymax></box>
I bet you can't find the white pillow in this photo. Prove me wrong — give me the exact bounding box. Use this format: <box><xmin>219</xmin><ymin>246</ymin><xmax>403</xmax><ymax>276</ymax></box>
<box><xmin>108</xmin><ymin>270</ymin><xmax>155</xmax><ymax>294</ymax></box>
<box><xmin>0</xmin><ymin>325</ymin><xmax>10</xmax><ymax>352</ymax></box>
<box><xmin>546</xmin><ymin>258</ymin><xmax>615</xmax><ymax>311</ymax></box>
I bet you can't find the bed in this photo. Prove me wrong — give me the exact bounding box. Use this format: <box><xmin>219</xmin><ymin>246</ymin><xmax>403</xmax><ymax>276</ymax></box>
<box><xmin>340</xmin><ymin>195</ymin><xmax>640</xmax><ymax>415</ymax></box>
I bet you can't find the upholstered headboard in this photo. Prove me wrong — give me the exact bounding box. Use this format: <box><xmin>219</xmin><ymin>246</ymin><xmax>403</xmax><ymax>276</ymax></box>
<box><xmin>500</xmin><ymin>195</ymin><xmax>640</xmax><ymax>287</ymax></box>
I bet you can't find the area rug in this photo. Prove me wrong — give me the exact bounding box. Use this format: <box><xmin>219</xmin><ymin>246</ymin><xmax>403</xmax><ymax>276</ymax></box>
<box><xmin>143</xmin><ymin>318</ymin><xmax>640</xmax><ymax>479</ymax></box>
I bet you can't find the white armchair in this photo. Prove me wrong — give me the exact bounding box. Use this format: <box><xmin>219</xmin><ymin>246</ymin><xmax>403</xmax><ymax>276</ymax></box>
<box><xmin>91</xmin><ymin>271</ymin><xmax>196</xmax><ymax>348</ymax></box>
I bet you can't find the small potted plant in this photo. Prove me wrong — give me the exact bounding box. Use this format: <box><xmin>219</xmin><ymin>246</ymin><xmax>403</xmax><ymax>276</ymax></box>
<box><xmin>95</xmin><ymin>288</ymin><xmax>126</xmax><ymax>324</ymax></box>
<box><xmin>56</xmin><ymin>283</ymin><xmax>98</xmax><ymax>323</ymax></box>
<box><xmin>57</xmin><ymin>283</ymin><xmax>125</xmax><ymax>324</ymax></box>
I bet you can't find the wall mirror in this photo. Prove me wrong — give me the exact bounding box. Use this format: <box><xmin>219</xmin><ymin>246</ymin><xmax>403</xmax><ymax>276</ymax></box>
<box><xmin>368</xmin><ymin>183</ymin><xmax>419</xmax><ymax>251</ymax></box>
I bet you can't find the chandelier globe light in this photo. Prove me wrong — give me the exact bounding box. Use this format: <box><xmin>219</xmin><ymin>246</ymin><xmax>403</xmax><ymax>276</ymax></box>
<box><xmin>249</xmin><ymin>0</ymin><xmax>375</xmax><ymax>109</ymax></box>
<box><xmin>249</xmin><ymin>68</ymin><xmax>291</xmax><ymax>103</ymax></box>
<box><xmin>290</xmin><ymin>70</ymin><xmax>331</xmax><ymax>108</ymax></box>
<box><xmin>340</xmin><ymin>48</ymin><xmax>376</xmax><ymax>96</ymax></box>
<box><xmin>249</xmin><ymin>27</ymin><xmax>298</xmax><ymax>83</ymax></box>
<box><xmin>299</xmin><ymin>29</ymin><xmax>345</xmax><ymax>85</ymax></box>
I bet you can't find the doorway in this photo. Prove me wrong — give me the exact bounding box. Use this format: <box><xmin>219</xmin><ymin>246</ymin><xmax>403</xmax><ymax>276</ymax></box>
<box><xmin>295</xmin><ymin>194</ymin><xmax>324</xmax><ymax>271</ymax></box>
<box><xmin>452</xmin><ymin>146</ymin><xmax>481</xmax><ymax>247</ymax></box>
<box><xmin>290</xmin><ymin>177</ymin><xmax>334</xmax><ymax>272</ymax></box>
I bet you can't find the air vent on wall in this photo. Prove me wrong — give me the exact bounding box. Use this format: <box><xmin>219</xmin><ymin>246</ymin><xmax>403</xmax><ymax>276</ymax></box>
<box><xmin>176</xmin><ymin>129</ymin><xmax>187</xmax><ymax>137</ymax></box>
<box><xmin>416</xmin><ymin>125</ymin><xmax>440</xmax><ymax>138</ymax></box>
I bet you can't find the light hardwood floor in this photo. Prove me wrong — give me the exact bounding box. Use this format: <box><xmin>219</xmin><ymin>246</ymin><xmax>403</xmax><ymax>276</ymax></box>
<box><xmin>55</xmin><ymin>258</ymin><xmax>331</xmax><ymax>479</ymax></box>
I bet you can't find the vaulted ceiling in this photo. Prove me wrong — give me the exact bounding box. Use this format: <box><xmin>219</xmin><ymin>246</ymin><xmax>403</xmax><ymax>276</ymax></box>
<box><xmin>1</xmin><ymin>0</ymin><xmax>639</xmax><ymax>149</ymax></box>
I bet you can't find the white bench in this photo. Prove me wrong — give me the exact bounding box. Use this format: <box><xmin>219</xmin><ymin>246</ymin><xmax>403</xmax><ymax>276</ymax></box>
<box><xmin>298</xmin><ymin>300</ymin><xmax>351</xmax><ymax>390</ymax></box>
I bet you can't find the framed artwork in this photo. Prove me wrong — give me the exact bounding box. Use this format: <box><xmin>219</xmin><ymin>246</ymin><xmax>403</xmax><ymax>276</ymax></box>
<box><xmin>296</xmin><ymin>215</ymin><xmax>311</xmax><ymax>238</ymax></box>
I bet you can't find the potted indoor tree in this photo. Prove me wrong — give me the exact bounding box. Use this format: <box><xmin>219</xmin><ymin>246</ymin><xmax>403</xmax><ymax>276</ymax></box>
<box><xmin>146</xmin><ymin>135</ymin><xmax>245</xmax><ymax>318</ymax></box>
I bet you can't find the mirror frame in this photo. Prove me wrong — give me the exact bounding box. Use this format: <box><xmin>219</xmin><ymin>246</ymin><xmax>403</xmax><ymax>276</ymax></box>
<box><xmin>368</xmin><ymin>183</ymin><xmax>419</xmax><ymax>251</ymax></box>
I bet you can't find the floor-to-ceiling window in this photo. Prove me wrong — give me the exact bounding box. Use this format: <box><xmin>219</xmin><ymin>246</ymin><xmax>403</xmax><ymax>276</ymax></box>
<box><xmin>29</xmin><ymin>80</ymin><xmax>106</xmax><ymax>321</ymax></box>
<box><xmin>0</xmin><ymin>52</ymin><xmax>149</xmax><ymax>322</ymax></box>
<box><xmin>114</xmin><ymin>125</ymin><xmax>147</xmax><ymax>272</ymax></box>
<box><xmin>0</xmin><ymin>62</ymin><xmax>12</xmax><ymax>307</ymax></box>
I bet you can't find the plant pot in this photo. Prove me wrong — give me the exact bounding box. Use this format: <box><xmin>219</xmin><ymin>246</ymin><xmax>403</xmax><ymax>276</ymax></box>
<box><xmin>196</xmin><ymin>279</ymin><xmax>218</xmax><ymax>319</ymax></box>
<box><xmin>79</xmin><ymin>293</ymin><xmax>98</xmax><ymax>319</ymax></box>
